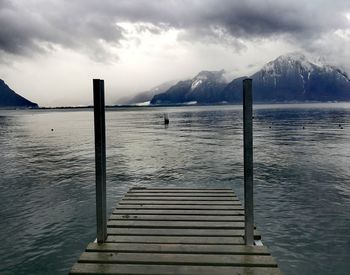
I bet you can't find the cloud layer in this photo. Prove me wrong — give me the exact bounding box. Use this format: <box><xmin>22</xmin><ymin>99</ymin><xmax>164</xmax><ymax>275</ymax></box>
<box><xmin>1</xmin><ymin>0</ymin><xmax>350</xmax><ymax>106</ymax></box>
<box><xmin>1</xmin><ymin>0</ymin><xmax>349</xmax><ymax>61</ymax></box>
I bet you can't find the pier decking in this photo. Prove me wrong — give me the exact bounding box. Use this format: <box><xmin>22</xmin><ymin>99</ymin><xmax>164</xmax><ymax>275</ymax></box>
<box><xmin>70</xmin><ymin>187</ymin><xmax>281</xmax><ymax>275</ymax></box>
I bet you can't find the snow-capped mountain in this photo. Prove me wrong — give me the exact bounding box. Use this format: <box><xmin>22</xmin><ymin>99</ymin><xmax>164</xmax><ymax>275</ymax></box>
<box><xmin>254</xmin><ymin>52</ymin><xmax>350</xmax><ymax>101</ymax></box>
<box><xmin>223</xmin><ymin>53</ymin><xmax>350</xmax><ymax>102</ymax></box>
<box><xmin>150</xmin><ymin>70</ymin><xmax>227</xmax><ymax>104</ymax></box>
<box><xmin>146</xmin><ymin>53</ymin><xmax>350</xmax><ymax>105</ymax></box>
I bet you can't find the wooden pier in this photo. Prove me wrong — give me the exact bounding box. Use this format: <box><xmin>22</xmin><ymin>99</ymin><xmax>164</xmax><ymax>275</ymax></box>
<box><xmin>69</xmin><ymin>79</ymin><xmax>282</xmax><ymax>274</ymax></box>
<box><xmin>70</xmin><ymin>187</ymin><xmax>281</xmax><ymax>274</ymax></box>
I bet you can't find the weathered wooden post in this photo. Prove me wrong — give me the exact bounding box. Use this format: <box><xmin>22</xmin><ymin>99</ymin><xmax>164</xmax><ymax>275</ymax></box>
<box><xmin>93</xmin><ymin>79</ymin><xmax>107</xmax><ymax>243</ymax></box>
<box><xmin>243</xmin><ymin>78</ymin><xmax>254</xmax><ymax>245</ymax></box>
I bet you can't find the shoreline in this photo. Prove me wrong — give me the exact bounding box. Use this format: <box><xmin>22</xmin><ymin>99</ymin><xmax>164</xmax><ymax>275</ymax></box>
<box><xmin>1</xmin><ymin>101</ymin><xmax>350</xmax><ymax>111</ymax></box>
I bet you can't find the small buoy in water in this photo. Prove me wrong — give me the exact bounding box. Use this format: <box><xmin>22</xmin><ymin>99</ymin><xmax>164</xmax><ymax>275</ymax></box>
<box><xmin>164</xmin><ymin>113</ymin><xmax>169</xmax><ymax>125</ymax></box>
<box><xmin>51</xmin><ymin>128</ymin><xmax>54</xmax><ymax>131</ymax></box>
<box><xmin>269</xmin><ymin>126</ymin><xmax>272</xmax><ymax>129</ymax></box>
<box><xmin>340</xmin><ymin>126</ymin><xmax>344</xmax><ymax>129</ymax></box>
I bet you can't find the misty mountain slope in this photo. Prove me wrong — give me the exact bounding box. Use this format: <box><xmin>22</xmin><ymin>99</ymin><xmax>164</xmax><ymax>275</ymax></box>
<box><xmin>0</xmin><ymin>79</ymin><xmax>38</xmax><ymax>108</ymax></box>
<box><xmin>117</xmin><ymin>80</ymin><xmax>177</xmax><ymax>105</ymax></box>
<box><xmin>150</xmin><ymin>80</ymin><xmax>192</xmax><ymax>104</ymax></box>
<box><xmin>221</xmin><ymin>76</ymin><xmax>247</xmax><ymax>102</ymax></box>
<box><xmin>151</xmin><ymin>70</ymin><xmax>227</xmax><ymax>104</ymax></box>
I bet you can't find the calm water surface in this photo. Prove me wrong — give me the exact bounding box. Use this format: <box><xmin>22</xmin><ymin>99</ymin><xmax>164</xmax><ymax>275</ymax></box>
<box><xmin>0</xmin><ymin>103</ymin><xmax>350</xmax><ymax>274</ymax></box>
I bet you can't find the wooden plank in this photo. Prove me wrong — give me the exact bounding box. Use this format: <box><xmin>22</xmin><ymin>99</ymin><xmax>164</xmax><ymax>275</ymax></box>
<box><xmin>107</xmin><ymin>220</ymin><xmax>245</xmax><ymax>229</ymax></box>
<box><xmin>119</xmin><ymin>201</ymin><xmax>242</xmax><ymax>205</ymax></box>
<box><xmin>126</xmin><ymin>192</ymin><xmax>236</xmax><ymax>195</ymax></box>
<box><xmin>107</xmin><ymin>228</ymin><xmax>261</xmax><ymax>239</ymax></box>
<box><xmin>78</xmin><ymin>252</ymin><xmax>277</xmax><ymax>267</ymax></box>
<box><xmin>70</xmin><ymin>187</ymin><xmax>281</xmax><ymax>275</ymax></box>
<box><xmin>129</xmin><ymin>189</ymin><xmax>235</xmax><ymax>193</ymax></box>
<box><xmin>106</xmin><ymin>235</ymin><xmax>244</xmax><ymax>244</ymax></box>
<box><xmin>86</xmin><ymin>243</ymin><xmax>269</xmax><ymax>255</ymax></box>
<box><xmin>130</xmin><ymin>189</ymin><xmax>233</xmax><ymax>192</ymax></box>
<box><xmin>70</xmin><ymin>263</ymin><xmax>282</xmax><ymax>275</ymax></box>
<box><xmin>113</xmin><ymin>209</ymin><xmax>244</xmax><ymax>216</ymax></box>
<box><xmin>116</xmin><ymin>205</ymin><xmax>244</xmax><ymax>210</ymax></box>
<box><xmin>126</xmin><ymin>193</ymin><xmax>236</xmax><ymax>197</ymax></box>
<box><xmin>127</xmin><ymin>192</ymin><xmax>235</xmax><ymax>195</ymax></box>
<box><xmin>109</xmin><ymin>214</ymin><xmax>244</xmax><ymax>221</ymax></box>
<box><xmin>122</xmin><ymin>196</ymin><xmax>239</xmax><ymax>201</ymax></box>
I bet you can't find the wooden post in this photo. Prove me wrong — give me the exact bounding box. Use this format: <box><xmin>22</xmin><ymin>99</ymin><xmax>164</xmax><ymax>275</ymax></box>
<box><xmin>93</xmin><ymin>79</ymin><xmax>107</xmax><ymax>243</ymax></box>
<box><xmin>243</xmin><ymin>78</ymin><xmax>254</xmax><ymax>246</ymax></box>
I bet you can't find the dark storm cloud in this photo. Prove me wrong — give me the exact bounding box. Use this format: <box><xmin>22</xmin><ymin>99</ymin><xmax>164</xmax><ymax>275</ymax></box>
<box><xmin>0</xmin><ymin>0</ymin><xmax>124</xmax><ymax>60</ymax></box>
<box><xmin>1</xmin><ymin>0</ymin><xmax>349</xmax><ymax>60</ymax></box>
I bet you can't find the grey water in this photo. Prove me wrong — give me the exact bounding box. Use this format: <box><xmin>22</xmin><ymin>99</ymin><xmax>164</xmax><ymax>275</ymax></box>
<box><xmin>0</xmin><ymin>103</ymin><xmax>350</xmax><ymax>274</ymax></box>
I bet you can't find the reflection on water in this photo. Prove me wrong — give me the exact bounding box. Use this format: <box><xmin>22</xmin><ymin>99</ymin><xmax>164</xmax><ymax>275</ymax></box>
<box><xmin>0</xmin><ymin>103</ymin><xmax>350</xmax><ymax>274</ymax></box>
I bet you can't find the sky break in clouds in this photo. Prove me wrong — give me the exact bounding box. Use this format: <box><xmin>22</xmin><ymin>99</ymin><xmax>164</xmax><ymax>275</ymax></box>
<box><xmin>0</xmin><ymin>0</ymin><xmax>350</xmax><ymax>106</ymax></box>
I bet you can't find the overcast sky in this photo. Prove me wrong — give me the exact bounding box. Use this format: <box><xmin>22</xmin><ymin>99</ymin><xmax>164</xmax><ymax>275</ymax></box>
<box><xmin>1</xmin><ymin>0</ymin><xmax>350</xmax><ymax>106</ymax></box>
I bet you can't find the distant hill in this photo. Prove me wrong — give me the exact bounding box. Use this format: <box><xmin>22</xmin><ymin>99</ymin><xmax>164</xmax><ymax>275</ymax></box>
<box><xmin>0</xmin><ymin>79</ymin><xmax>38</xmax><ymax>108</ymax></box>
<box><xmin>150</xmin><ymin>53</ymin><xmax>350</xmax><ymax>104</ymax></box>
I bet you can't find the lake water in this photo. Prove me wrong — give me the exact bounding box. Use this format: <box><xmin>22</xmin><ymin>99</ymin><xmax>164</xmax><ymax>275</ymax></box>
<box><xmin>1</xmin><ymin>103</ymin><xmax>350</xmax><ymax>274</ymax></box>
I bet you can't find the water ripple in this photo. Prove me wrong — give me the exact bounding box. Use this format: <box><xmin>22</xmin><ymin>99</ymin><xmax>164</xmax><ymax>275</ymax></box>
<box><xmin>0</xmin><ymin>104</ymin><xmax>350</xmax><ymax>274</ymax></box>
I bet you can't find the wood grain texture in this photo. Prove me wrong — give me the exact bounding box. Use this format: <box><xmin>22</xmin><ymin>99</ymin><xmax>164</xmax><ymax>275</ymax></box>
<box><xmin>86</xmin><ymin>243</ymin><xmax>269</xmax><ymax>254</ymax></box>
<box><xmin>113</xmin><ymin>209</ymin><xmax>244</xmax><ymax>215</ymax></box>
<box><xmin>106</xmin><ymin>228</ymin><xmax>261</xmax><ymax>239</ymax></box>
<box><xmin>125</xmin><ymin>192</ymin><xmax>236</xmax><ymax>196</ymax></box>
<box><xmin>70</xmin><ymin>263</ymin><xmax>282</xmax><ymax>275</ymax></box>
<box><xmin>106</xmin><ymin>235</ymin><xmax>245</xmax><ymax>244</ymax></box>
<box><xmin>122</xmin><ymin>197</ymin><xmax>239</xmax><ymax>201</ymax></box>
<box><xmin>109</xmin><ymin>214</ymin><xmax>245</xmax><ymax>221</ymax></box>
<box><xmin>70</xmin><ymin>187</ymin><xmax>280</xmax><ymax>274</ymax></box>
<box><xmin>78</xmin><ymin>252</ymin><xmax>277</xmax><ymax>266</ymax></box>
<box><xmin>116</xmin><ymin>205</ymin><xmax>244</xmax><ymax>210</ymax></box>
<box><xmin>107</xmin><ymin>220</ymin><xmax>246</xmax><ymax>229</ymax></box>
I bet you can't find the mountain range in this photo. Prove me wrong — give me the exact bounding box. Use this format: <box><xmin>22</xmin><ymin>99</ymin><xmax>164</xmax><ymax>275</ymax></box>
<box><xmin>0</xmin><ymin>79</ymin><xmax>38</xmax><ymax>108</ymax></box>
<box><xmin>146</xmin><ymin>53</ymin><xmax>350</xmax><ymax>105</ymax></box>
<box><xmin>2</xmin><ymin>52</ymin><xmax>349</xmax><ymax>108</ymax></box>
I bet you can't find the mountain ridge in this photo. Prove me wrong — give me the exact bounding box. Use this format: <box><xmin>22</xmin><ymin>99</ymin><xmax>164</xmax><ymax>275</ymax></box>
<box><xmin>118</xmin><ymin>80</ymin><xmax>178</xmax><ymax>105</ymax></box>
<box><xmin>151</xmin><ymin>70</ymin><xmax>227</xmax><ymax>104</ymax></box>
<box><xmin>149</xmin><ymin>53</ymin><xmax>350</xmax><ymax>105</ymax></box>
<box><xmin>0</xmin><ymin>79</ymin><xmax>38</xmax><ymax>108</ymax></box>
